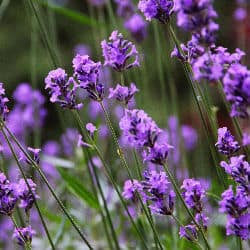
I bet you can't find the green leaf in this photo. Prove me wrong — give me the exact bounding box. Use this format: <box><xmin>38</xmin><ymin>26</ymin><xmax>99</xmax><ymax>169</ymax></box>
<box><xmin>58</xmin><ymin>168</ymin><xmax>99</xmax><ymax>210</ymax></box>
<box><xmin>38</xmin><ymin>0</ymin><xmax>96</xmax><ymax>26</ymax></box>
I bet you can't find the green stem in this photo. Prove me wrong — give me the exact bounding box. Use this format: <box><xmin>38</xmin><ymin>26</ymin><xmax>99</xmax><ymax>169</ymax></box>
<box><xmin>162</xmin><ymin>163</ymin><xmax>210</xmax><ymax>250</ymax></box>
<box><xmin>1</xmin><ymin>122</ymin><xmax>93</xmax><ymax>249</ymax></box>
<box><xmin>1</xmin><ymin>128</ymin><xmax>55</xmax><ymax>250</ymax></box>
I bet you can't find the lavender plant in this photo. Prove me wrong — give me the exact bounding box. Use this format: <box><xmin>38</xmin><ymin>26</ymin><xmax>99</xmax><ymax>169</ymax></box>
<box><xmin>0</xmin><ymin>0</ymin><xmax>250</xmax><ymax>249</ymax></box>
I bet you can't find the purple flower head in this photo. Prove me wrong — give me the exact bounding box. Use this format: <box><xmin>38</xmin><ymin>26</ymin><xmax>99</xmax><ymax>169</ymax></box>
<box><xmin>220</xmin><ymin>155</ymin><xmax>250</xmax><ymax>193</ymax></box>
<box><xmin>0</xmin><ymin>82</ymin><xmax>9</xmax><ymax>120</ymax></box>
<box><xmin>181</xmin><ymin>179</ymin><xmax>206</xmax><ymax>212</ymax></box>
<box><xmin>122</xmin><ymin>179</ymin><xmax>142</xmax><ymax>201</ymax></box>
<box><xmin>108</xmin><ymin>82</ymin><xmax>139</xmax><ymax>105</ymax></box>
<box><xmin>243</xmin><ymin>132</ymin><xmax>250</xmax><ymax>146</ymax></box>
<box><xmin>13</xmin><ymin>226</ymin><xmax>36</xmax><ymax>246</ymax></box>
<box><xmin>86</xmin><ymin>122</ymin><xmax>97</xmax><ymax>138</ymax></box>
<box><xmin>142</xmin><ymin>170</ymin><xmax>175</xmax><ymax>215</ymax></box>
<box><xmin>45</xmin><ymin>68</ymin><xmax>83</xmax><ymax>110</ymax></box>
<box><xmin>101</xmin><ymin>31</ymin><xmax>140</xmax><ymax>72</ymax></box>
<box><xmin>142</xmin><ymin>142</ymin><xmax>173</xmax><ymax>165</ymax></box>
<box><xmin>195</xmin><ymin>213</ymin><xmax>209</xmax><ymax>230</ymax></box>
<box><xmin>12</xmin><ymin>179</ymin><xmax>39</xmax><ymax>213</ymax></box>
<box><xmin>181</xmin><ymin>125</ymin><xmax>198</xmax><ymax>150</ymax></box>
<box><xmin>179</xmin><ymin>224</ymin><xmax>198</xmax><ymax>241</ymax></box>
<box><xmin>175</xmin><ymin>0</ymin><xmax>218</xmax><ymax>45</ymax></box>
<box><xmin>73</xmin><ymin>55</ymin><xmax>103</xmax><ymax>101</ymax></box>
<box><xmin>115</xmin><ymin>0</ymin><xmax>135</xmax><ymax>18</ymax></box>
<box><xmin>234</xmin><ymin>8</ymin><xmax>247</xmax><ymax>21</ymax></box>
<box><xmin>223</xmin><ymin>63</ymin><xmax>250</xmax><ymax>118</ymax></box>
<box><xmin>215</xmin><ymin>127</ymin><xmax>240</xmax><ymax>156</ymax></box>
<box><xmin>124</xmin><ymin>14</ymin><xmax>147</xmax><ymax>42</ymax></box>
<box><xmin>119</xmin><ymin>109</ymin><xmax>162</xmax><ymax>148</ymax></box>
<box><xmin>219</xmin><ymin>186</ymin><xmax>250</xmax><ymax>239</ymax></box>
<box><xmin>138</xmin><ymin>0</ymin><xmax>174</xmax><ymax>23</ymax></box>
<box><xmin>28</xmin><ymin>147</ymin><xmax>41</xmax><ymax>165</ymax></box>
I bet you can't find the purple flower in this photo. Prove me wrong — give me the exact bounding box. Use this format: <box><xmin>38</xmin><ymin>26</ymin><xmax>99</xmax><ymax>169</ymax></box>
<box><xmin>77</xmin><ymin>134</ymin><xmax>92</xmax><ymax>148</ymax></box>
<box><xmin>27</xmin><ymin>147</ymin><xmax>41</xmax><ymax>165</ymax></box>
<box><xmin>220</xmin><ymin>155</ymin><xmax>250</xmax><ymax>193</ymax></box>
<box><xmin>86</xmin><ymin>123</ymin><xmax>97</xmax><ymax>138</ymax></box>
<box><xmin>73</xmin><ymin>55</ymin><xmax>104</xmax><ymax>101</ymax></box>
<box><xmin>219</xmin><ymin>186</ymin><xmax>250</xmax><ymax>239</ymax></box>
<box><xmin>124</xmin><ymin>14</ymin><xmax>147</xmax><ymax>42</ymax></box>
<box><xmin>142</xmin><ymin>170</ymin><xmax>175</xmax><ymax>215</ymax></box>
<box><xmin>13</xmin><ymin>226</ymin><xmax>36</xmax><ymax>246</ymax></box>
<box><xmin>175</xmin><ymin>0</ymin><xmax>219</xmax><ymax>45</ymax></box>
<box><xmin>122</xmin><ymin>179</ymin><xmax>143</xmax><ymax>201</ymax></box>
<box><xmin>0</xmin><ymin>173</ymin><xmax>17</xmax><ymax>216</ymax></box>
<box><xmin>101</xmin><ymin>31</ymin><xmax>140</xmax><ymax>72</ymax></box>
<box><xmin>138</xmin><ymin>0</ymin><xmax>174</xmax><ymax>23</ymax></box>
<box><xmin>223</xmin><ymin>63</ymin><xmax>250</xmax><ymax>118</ymax></box>
<box><xmin>234</xmin><ymin>8</ymin><xmax>247</xmax><ymax>21</ymax></box>
<box><xmin>45</xmin><ymin>68</ymin><xmax>83</xmax><ymax>110</ymax></box>
<box><xmin>12</xmin><ymin>179</ymin><xmax>39</xmax><ymax>213</ymax></box>
<box><xmin>142</xmin><ymin>143</ymin><xmax>173</xmax><ymax>165</ymax></box>
<box><xmin>179</xmin><ymin>224</ymin><xmax>198</xmax><ymax>241</ymax></box>
<box><xmin>108</xmin><ymin>83</ymin><xmax>139</xmax><ymax>105</ymax></box>
<box><xmin>181</xmin><ymin>179</ymin><xmax>206</xmax><ymax>212</ymax></box>
<box><xmin>215</xmin><ymin>127</ymin><xmax>240</xmax><ymax>156</ymax></box>
<box><xmin>119</xmin><ymin>109</ymin><xmax>161</xmax><ymax>148</ymax></box>
<box><xmin>0</xmin><ymin>82</ymin><xmax>9</xmax><ymax>120</ymax></box>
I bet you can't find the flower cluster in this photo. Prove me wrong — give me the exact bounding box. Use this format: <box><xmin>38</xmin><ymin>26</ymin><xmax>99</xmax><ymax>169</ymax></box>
<box><xmin>123</xmin><ymin>170</ymin><xmax>175</xmax><ymax>216</ymax></box>
<box><xmin>217</xmin><ymin>128</ymin><xmax>250</xmax><ymax>240</ymax></box>
<box><xmin>215</xmin><ymin>127</ymin><xmax>240</xmax><ymax>156</ymax></box>
<box><xmin>175</xmin><ymin>0</ymin><xmax>219</xmax><ymax>45</ymax></box>
<box><xmin>101</xmin><ymin>31</ymin><xmax>140</xmax><ymax>72</ymax></box>
<box><xmin>0</xmin><ymin>172</ymin><xmax>37</xmax><ymax>245</ymax></box>
<box><xmin>45</xmin><ymin>68</ymin><xmax>82</xmax><ymax>110</ymax></box>
<box><xmin>108</xmin><ymin>82</ymin><xmax>139</xmax><ymax>105</ymax></box>
<box><xmin>0</xmin><ymin>82</ymin><xmax>9</xmax><ymax>120</ymax></box>
<box><xmin>180</xmin><ymin>179</ymin><xmax>209</xmax><ymax>241</ymax></box>
<box><xmin>115</xmin><ymin>0</ymin><xmax>147</xmax><ymax>42</ymax></box>
<box><xmin>138</xmin><ymin>0</ymin><xmax>174</xmax><ymax>24</ymax></box>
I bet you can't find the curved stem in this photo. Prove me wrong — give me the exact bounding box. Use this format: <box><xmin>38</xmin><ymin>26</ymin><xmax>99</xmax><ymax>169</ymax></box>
<box><xmin>1</xmin><ymin>122</ymin><xmax>93</xmax><ymax>249</ymax></box>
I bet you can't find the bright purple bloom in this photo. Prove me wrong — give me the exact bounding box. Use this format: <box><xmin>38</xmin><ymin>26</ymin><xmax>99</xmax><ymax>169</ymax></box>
<box><xmin>124</xmin><ymin>14</ymin><xmax>147</xmax><ymax>42</ymax></box>
<box><xmin>181</xmin><ymin>179</ymin><xmax>206</xmax><ymax>212</ymax></box>
<box><xmin>119</xmin><ymin>109</ymin><xmax>161</xmax><ymax>148</ymax></box>
<box><xmin>86</xmin><ymin>123</ymin><xmax>97</xmax><ymax>137</ymax></box>
<box><xmin>77</xmin><ymin>134</ymin><xmax>92</xmax><ymax>148</ymax></box>
<box><xmin>142</xmin><ymin>142</ymin><xmax>173</xmax><ymax>165</ymax></box>
<box><xmin>13</xmin><ymin>226</ymin><xmax>36</xmax><ymax>246</ymax></box>
<box><xmin>0</xmin><ymin>82</ymin><xmax>9</xmax><ymax>120</ymax></box>
<box><xmin>138</xmin><ymin>0</ymin><xmax>174</xmax><ymax>23</ymax></box>
<box><xmin>122</xmin><ymin>179</ymin><xmax>143</xmax><ymax>201</ymax></box>
<box><xmin>73</xmin><ymin>55</ymin><xmax>104</xmax><ymax>101</ymax></box>
<box><xmin>215</xmin><ymin>127</ymin><xmax>240</xmax><ymax>156</ymax></box>
<box><xmin>220</xmin><ymin>155</ymin><xmax>250</xmax><ymax>193</ymax></box>
<box><xmin>108</xmin><ymin>82</ymin><xmax>139</xmax><ymax>105</ymax></box>
<box><xmin>219</xmin><ymin>186</ymin><xmax>250</xmax><ymax>240</ymax></box>
<box><xmin>101</xmin><ymin>31</ymin><xmax>140</xmax><ymax>72</ymax></box>
<box><xmin>45</xmin><ymin>68</ymin><xmax>83</xmax><ymax>110</ymax></box>
<box><xmin>223</xmin><ymin>63</ymin><xmax>250</xmax><ymax>118</ymax></box>
<box><xmin>12</xmin><ymin>179</ymin><xmax>39</xmax><ymax>213</ymax></box>
<box><xmin>27</xmin><ymin>147</ymin><xmax>41</xmax><ymax>165</ymax></box>
<box><xmin>234</xmin><ymin>8</ymin><xmax>247</xmax><ymax>21</ymax></box>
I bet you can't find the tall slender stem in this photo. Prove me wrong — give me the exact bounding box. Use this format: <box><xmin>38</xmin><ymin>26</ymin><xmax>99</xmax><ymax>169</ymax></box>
<box><xmin>1</xmin><ymin>122</ymin><xmax>93</xmax><ymax>249</ymax></box>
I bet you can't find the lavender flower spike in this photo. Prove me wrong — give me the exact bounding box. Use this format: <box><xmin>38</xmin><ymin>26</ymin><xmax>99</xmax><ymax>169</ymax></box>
<box><xmin>215</xmin><ymin>127</ymin><xmax>240</xmax><ymax>156</ymax></box>
<box><xmin>108</xmin><ymin>82</ymin><xmax>139</xmax><ymax>105</ymax></box>
<box><xmin>45</xmin><ymin>68</ymin><xmax>83</xmax><ymax>110</ymax></box>
<box><xmin>13</xmin><ymin>226</ymin><xmax>36</xmax><ymax>246</ymax></box>
<box><xmin>101</xmin><ymin>31</ymin><xmax>140</xmax><ymax>72</ymax></box>
<box><xmin>0</xmin><ymin>82</ymin><xmax>9</xmax><ymax>120</ymax></box>
<box><xmin>138</xmin><ymin>0</ymin><xmax>174</xmax><ymax>23</ymax></box>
